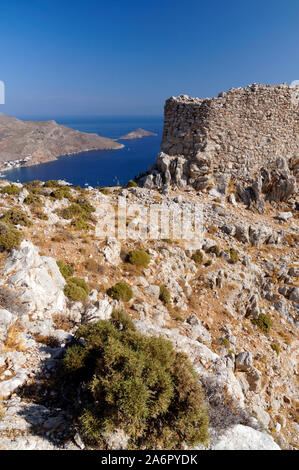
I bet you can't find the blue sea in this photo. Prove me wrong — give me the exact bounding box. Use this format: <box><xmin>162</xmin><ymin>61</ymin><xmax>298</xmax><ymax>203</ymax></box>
<box><xmin>2</xmin><ymin>116</ymin><xmax>163</xmax><ymax>187</ymax></box>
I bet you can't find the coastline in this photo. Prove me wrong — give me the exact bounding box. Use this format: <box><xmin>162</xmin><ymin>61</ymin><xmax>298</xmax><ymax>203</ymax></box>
<box><xmin>0</xmin><ymin>143</ymin><xmax>125</xmax><ymax>176</ymax></box>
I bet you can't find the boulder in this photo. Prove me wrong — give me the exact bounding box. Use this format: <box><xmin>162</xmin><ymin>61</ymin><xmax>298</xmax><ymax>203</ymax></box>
<box><xmin>83</xmin><ymin>296</ymin><xmax>113</xmax><ymax>324</ymax></box>
<box><xmin>2</xmin><ymin>240</ymin><xmax>66</xmax><ymax>316</ymax></box>
<box><xmin>100</xmin><ymin>237</ymin><xmax>121</xmax><ymax>266</ymax></box>
<box><xmin>235</xmin><ymin>352</ymin><xmax>253</xmax><ymax>371</ymax></box>
<box><xmin>211</xmin><ymin>424</ymin><xmax>280</xmax><ymax>450</ymax></box>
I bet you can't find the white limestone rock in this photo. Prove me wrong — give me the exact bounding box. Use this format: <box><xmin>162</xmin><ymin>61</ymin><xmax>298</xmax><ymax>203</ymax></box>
<box><xmin>2</xmin><ymin>240</ymin><xmax>66</xmax><ymax>316</ymax></box>
<box><xmin>100</xmin><ymin>237</ymin><xmax>121</xmax><ymax>266</ymax></box>
<box><xmin>83</xmin><ymin>295</ymin><xmax>113</xmax><ymax>324</ymax></box>
<box><xmin>211</xmin><ymin>424</ymin><xmax>280</xmax><ymax>450</ymax></box>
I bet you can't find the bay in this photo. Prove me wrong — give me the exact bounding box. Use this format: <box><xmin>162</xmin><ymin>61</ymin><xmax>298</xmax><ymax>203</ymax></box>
<box><xmin>2</xmin><ymin>116</ymin><xmax>163</xmax><ymax>187</ymax></box>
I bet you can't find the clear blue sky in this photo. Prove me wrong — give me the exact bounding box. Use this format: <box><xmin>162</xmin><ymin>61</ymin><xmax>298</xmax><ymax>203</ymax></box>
<box><xmin>0</xmin><ymin>0</ymin><xmax>298</xmax><ymax>117</ymax></box>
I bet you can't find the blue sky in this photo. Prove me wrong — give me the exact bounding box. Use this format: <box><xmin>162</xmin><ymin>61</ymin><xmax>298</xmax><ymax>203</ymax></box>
<box><xmin>0</xmin><ymin>0</ymin><xmax>298</xmax><ymax>117</ymax></box>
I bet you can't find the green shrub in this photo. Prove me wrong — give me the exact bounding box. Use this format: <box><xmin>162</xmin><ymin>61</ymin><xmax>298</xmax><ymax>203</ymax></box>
<box><xmin>98</xmin><ymin>187</ymin><xmax>110</xmax><ymax>195</ymax></box>
<box><xmin>62</xmin><ymin>310</ymin><xmax>209</xmax><ymax>449</ymax></box>
<box><xmin>64</xmin><ymin>277</ymin><xmax>90</xmax><ymax>301</ymax></box>
<box><xmin>44</xmin><ymin>180</ymin><xmax>60</xmax><ymax>188</ymax></box>
<box><xmin>76</xmin><ymin>199</ymin><xmax>96</xmax><ymax>214</ymax></box>
<box><xmin>24</xmin><ymin>180</ymin><xmax>42</xmax><ymax>191</ymax></box>
<box><xmin>204</xmin><ymin>259</ymin><xmax>212</xmax><ymax>267</ymax></box>
<box><xmin>71</xmin><ymin>217</ymin><xmax>90</xmax><ymax>231</ymax></box>
<box><xmin>209</xmin><ymin>245</ymin><xmax>221</xmax><ymax>257</ymax></box>
<box><xmin>1</xmin><ymin>209</ymin><xmax>32</xmax><ymax>227</ymax></box>
<box><xmin>127</xmin><ymin>250</ymin><xmax>150</xmax><ymax>268</ymax></box>
<box><xmin>126</xmin><ymin>180</ymin><xmax>138</xmax><ymax>188</ymax></box>
<box><xmin>159</xmin><ymin>285</ymin><xmax>170</xmax><ymax>305</ymax></box>
<box><xmin>107</xmin><ymin>281</ymin><xmax>133</xmax><ymax>302</ymax></box>
<box><xmin>221</xmin><ymin>338</ymin><xmax>230</xmax><ymax>349</ymax></box>
<box><xmin>270</xmin><ymin>343</ymin><xmax>280</xmax><ymax>355</ymax></box>
<box><xmin>0</xmin><ymin>222</ymin><xmax>22</xmax><ymax>251</ymax></box>
<box><xmin>24</xmin><ymin>192</ymin><xmax>41</xmax><ymax>205</ymax></box>
<box><xmin>229</xmin><ymin>248</ymin><xmax>239</xmax><ymax>264</ymax></box>
<box><xmin>191</xmin><ymin>250</ymin><xmax>203</xmax><ymax>265</ymax></box>
<box><xmin>50</xmin><ymin>186</ymin><xmax>73</xmax><ymax>201</ymax></box>
<box><xmin>252</xmin><ymin>313</ymin><xmax>272</xmax><ymax>334</ymax></box>
<box><xmin>57</xmin><ymin>260</ymin><xmax>74</xmax><ymax>279</ymax></box>
<box><xmin>61</xmin><ymin>201</ymin><xmax>95</xmax><ymax>221</ymax></box>
<box><xmin>1</xmin><ymin>184</ymin><xmax>21</xmax><ymax>195</ymax></box>
<box><xmin>61</xmin><ymin>203</ymin><xmax>85</xmax><ymax>220</ymax></box>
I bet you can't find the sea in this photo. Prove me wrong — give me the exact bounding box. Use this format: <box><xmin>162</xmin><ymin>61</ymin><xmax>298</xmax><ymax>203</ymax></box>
<box><xmin>1</xmin><ymin>116</ymin><xmax>163</xmax><ymax>187</ymax></box>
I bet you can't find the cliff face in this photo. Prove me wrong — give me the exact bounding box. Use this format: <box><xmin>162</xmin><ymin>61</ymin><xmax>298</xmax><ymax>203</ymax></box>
<box><xmin>140</xmin><ymin>83</ymin><xmax>299</xmax><ymax>191</ymax></box>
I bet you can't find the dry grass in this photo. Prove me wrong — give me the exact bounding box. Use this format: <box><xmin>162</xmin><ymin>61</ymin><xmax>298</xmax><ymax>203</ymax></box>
<box><xmin>52</xmin><ymin>314</ymin><xmax>75</xmax><ymax>332</ymax></box>
<box><xmin>4</xmin><ymin>321</ymin><xmax>25</xmax><ymax>353</ymax></box>
<box><xmin>0</xmin><ymin>400</ymin><xmax>5</xmax><ymax>420</ymax></box>
<box><xmin>32</xmin><ymin>333</ymin><xmax>60</xmax><ymax>348</ymax></box>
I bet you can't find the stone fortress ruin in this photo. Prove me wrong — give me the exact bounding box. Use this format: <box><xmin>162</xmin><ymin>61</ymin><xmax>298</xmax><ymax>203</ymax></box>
<box><xmin>140</xmin><ymin>83</ymin><xmax>299</xmax><ymax>194</ymax></box>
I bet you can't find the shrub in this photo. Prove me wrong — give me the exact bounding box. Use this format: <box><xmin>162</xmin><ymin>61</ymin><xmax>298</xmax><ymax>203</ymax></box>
<box><xmin>221</xmin><ymin>338</ymin><xmax>230</xmax><ymax>349</ymax></box>
<box><xmin>107</xmin><ymin>281</ymin><xmax>133</xmax><ymax>302</ymax></box>
<box><xmin>71</xmin><ymin>217</ymin><xmax>90</xmax><ymax>231</ymax></box>
<box><xmin>24</xmin><ymin>192</ymin><xmax>41</xmax><ymax>205</ymax></box>
<box><xmin>209</xmin><ymin>245</ymin><xmax>221</xmax><ymax>257</ymax></box>
<box><xmin>270</xmin><ymin>343</ymin><xmax>280</xmax><ymax>355</ymax></box>
<box><xmin>57</xmin><ymin>260</ymin><xmax>74</xmax><ymax>279</ymax></box>
<box><xmin>84</xmin><ymin>258</ymin><xmax>99</xmax><ymax>273</ymax></box>
<box><xmin>126</xmin><ymin>180</ymin><xmax>137</xmax><ymax>188</ymax></box>
<box><xmin>191</xmin><ymin>250</ymin><xmax>203</xmax><ymax>265</ymax></box>
<box><xmin>1</xmin><ymin>209</ymin><xmax>32</xmax><ymax>227</ymax></box>
<box><xmin>229</xmin><ymin>248</ymin><xmax>239</xmax><ymax>264</ymax></box>
<box><xmin>61</xmin><ymin>201</ymin><xmax>95</xmax><ymax>222</ymax></box>
<box><xmin>24</xmin><ymin>180</ymin><xmax>42</xmax><ymax>193</ymax></box>
<box><xmin>162</xmin><ymin>238</ymin><xmax>173</xmax><ymax>244</ymax></box>
<box><xmin>204</xmin><ymin>259</ymin><xmax>212</xmax><ymax>267</ymax></box>
<box><xmin>98</xmin><ymin>187</ymin><xmax>110</xmax><ymax>195</ymax></box>
<box><xmin>252</xmin><ymin>313</ymin><xmax>272</xmax><ymax>334</ymax></box>
<box><xmin>0</xmin><ymin>222</ymin><xmax>22</xmax><ymax>251</ymax></box>
<box><xmin>34</xmin><ymin>210</ymin><xmax>48</xmax><ymax>220</ymax></box>
<box><xmin>159</xmin><ymin>285</ymin><xmax>170</xmax><ymax>305</ymax></box>
<box><xmin>61</xmin><ymin>203</ymin><xmax>85</xmax><ymax>219</ymax></box>
<box><xmin>33</xmin><ymin>333</ymin><xmax>60</xmax><ymax>348</ymax></box>
<box><xmin>64</xmin><ymin>277</ymin><xmax>90</xmax><ymax>301</ymax></box>
<box><xmin>50</xmin><ymin>186</ymin><xmax>73</xmax><ymax>201</ymax></box>
<box><xmin>1</xmin><ymin>184</ymin><xmax>21</xmax><ymax>195</ymax></box>
<box><xmin>44</xmin><ymin>180</ymin><xmax>60</xmax><ymax>188</ymax></box>
<box><xmin>127</xmin><ymin>250</ymin><xmax>150</xmax><ymax>268</ymax></box>
<box><xmin>76</xmin><ymin>199</ymin><xmax>96</xmax><ymax>214</ymax></box>
<box><xmin>62</xmin><ymin>311</ymin><xmax>209</xmax><ymax>449</ymax></box>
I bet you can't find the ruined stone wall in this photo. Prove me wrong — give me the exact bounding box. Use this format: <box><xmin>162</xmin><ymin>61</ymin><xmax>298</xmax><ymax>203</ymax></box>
<box><xmin>156</xmin><ymin>84</ymin><xmax>298</xmax><ymax>188</ymax></box>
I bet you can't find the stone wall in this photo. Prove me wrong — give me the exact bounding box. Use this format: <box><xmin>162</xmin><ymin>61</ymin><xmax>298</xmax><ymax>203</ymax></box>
<box><xmin>140</xmin><ymin>83</ymin><xmax>299</xmax><ymax>191</ymax></box>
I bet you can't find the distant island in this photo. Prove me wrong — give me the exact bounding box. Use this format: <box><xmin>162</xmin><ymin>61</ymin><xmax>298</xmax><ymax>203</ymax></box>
<box><xmin>0</xmin><ymin>113</ymin><xmax>124</xmax><ymax>171</ymax></box>
<box><xmin>119</xmin><ymin>128</ymin><xmax>157</xmax><ymax>140</ymax></box>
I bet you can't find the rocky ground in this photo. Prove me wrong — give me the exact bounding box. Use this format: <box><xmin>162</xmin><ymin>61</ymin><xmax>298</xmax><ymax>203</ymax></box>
<box><xmin>0</xmin><ymin>171</ymin><xmax>297</xmax><ymax>450</ymax></box>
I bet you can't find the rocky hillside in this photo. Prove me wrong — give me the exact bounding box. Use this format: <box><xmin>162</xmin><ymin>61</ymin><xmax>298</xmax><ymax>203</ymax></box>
<box><xmin>0</xmin><ymin>113</ymin><xmax>124</xmax><ymax>170</ymax></box>
<box><xmin>0</xmin><ymin>171</ymin><xmax>297</xmax><ymax>449</ymax></box>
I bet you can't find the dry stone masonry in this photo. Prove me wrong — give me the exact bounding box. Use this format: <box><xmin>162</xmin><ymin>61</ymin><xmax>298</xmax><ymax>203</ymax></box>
<box><xmin>140</xmin><ymin>83</ymin><xmax>299</xmax><ymax>194</ymax></box>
